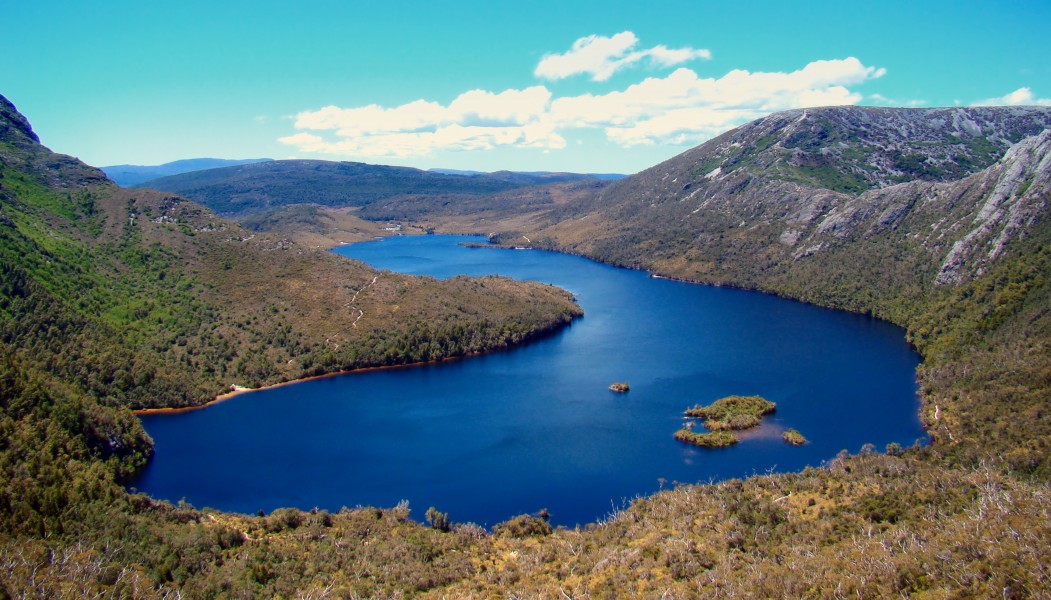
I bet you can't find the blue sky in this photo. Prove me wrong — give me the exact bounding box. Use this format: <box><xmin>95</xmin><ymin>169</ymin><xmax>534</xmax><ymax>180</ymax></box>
<box><xmin>3</xmin><ymin>0</ymin><xmax>1050</xmax><ymax>174</ymax></box>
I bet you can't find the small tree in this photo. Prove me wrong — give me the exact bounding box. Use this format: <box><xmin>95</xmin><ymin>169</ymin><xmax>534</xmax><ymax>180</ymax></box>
<box><xmin>425</xmin><ymin>506</ymin><xmax>451</xmax><ymax>532</ymax></box>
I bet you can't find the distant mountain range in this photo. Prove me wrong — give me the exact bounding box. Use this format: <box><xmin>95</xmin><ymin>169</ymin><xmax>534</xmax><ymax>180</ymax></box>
<box><xmin>134</xmin><ymin>159</ymin><xmax>611</xmax><ymax>217</ymax></box>
<box><xmin>430</xmin><ymin>167</ymin><xmax>625</xmax><ymax>180</ymax></box>
<box><xmin>101</xmin><ymin>158</ymin><xmax>273</xmax><ymax>186</ymax></box>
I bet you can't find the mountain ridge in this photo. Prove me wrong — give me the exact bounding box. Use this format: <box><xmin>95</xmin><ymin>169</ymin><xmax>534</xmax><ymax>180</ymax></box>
<box><xmin>136</xmin><ymin>158</ymin><xmax>606</xmax><ymax>217</ymax></box>
<box><xmin>101</xmin><ymin>158</ymin><xmax>274</xmax><ymax>187</ymax></box>
<box><xmin>478</xmin><ymin>106</ymin><xmax>1051</xmax><ymax>297</ymax></box>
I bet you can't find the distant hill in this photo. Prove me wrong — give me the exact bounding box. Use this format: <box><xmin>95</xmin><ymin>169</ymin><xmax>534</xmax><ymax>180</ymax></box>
<box><xmin>513</xmin><ymin>170</ymin><xmax>625</xmax><ymax>181</ymax></box>
<box><xmin>358</xmin><ymin>177</ymin><xmax>611</xmax><ymax>223</ymax></box>
<box><xmin>136</xmin><ymin>159</ymin><xmax>609</xmax><ymax>217</ymax></box>
<box><xmin>430</xmin><ymin>167</ymin><xmax>625</xmax><ymax>181</ymax></box>
<box><xmin>101</xmin><ymin>157</ymin><xmax>273</xmax><ymax>186</ymax></box>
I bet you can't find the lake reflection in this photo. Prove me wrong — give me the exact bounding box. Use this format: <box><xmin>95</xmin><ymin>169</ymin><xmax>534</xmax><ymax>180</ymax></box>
<box><xmin>133</xmin><ymin>235</ymin><xmax>924</xmax><ymax>527</ymax></box>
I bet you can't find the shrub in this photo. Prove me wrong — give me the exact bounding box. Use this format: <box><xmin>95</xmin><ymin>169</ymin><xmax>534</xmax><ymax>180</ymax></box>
<box><xmin>493</xmin><ymin>513</ymin><xmax>552</xmax><ymax>538</ymax></box>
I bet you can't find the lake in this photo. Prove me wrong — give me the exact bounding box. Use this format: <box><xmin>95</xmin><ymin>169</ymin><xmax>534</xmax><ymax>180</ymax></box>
<box><xmin>132</xmin><ymin>235</ymin><xmax>925</xmax><ymax>527</ymax></box>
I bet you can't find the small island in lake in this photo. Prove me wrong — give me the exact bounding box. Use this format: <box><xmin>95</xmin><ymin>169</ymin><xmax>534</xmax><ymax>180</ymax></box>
<box><xmin>609</xmin><ymin>382</ymin><xmax>630</xmax><ymax>393</ymax></box>
<box><xmin>676</xmin><ymin>395</ymin><xmax>778</xmax><ymax>448</ymax></box>
<box><xmin>782</xmin><ymin>428</ymin><xmax>808</xmax><ymax>445</ymax></box>
<box><xmin>684</xmin><ymin>395</ymin><xmax>776</xmax><ymax>430</ymax></box>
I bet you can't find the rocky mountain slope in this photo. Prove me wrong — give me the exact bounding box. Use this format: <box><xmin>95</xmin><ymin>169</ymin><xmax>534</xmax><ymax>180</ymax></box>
<box><xmin>480</xmin><ymin>107</ymin><xmax>1051</xmax><ymax>310</ymax></box>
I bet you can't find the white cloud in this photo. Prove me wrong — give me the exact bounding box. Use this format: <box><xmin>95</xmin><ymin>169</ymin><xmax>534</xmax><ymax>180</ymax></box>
<box><xmin>549</xmin><ymin>58</ymin><xmax>883</xmax><ymax>146</ymax></box>
<box><xmin>646</xmin><ymin>45</ymin><xmax>713</xmax><ymax>67</ymax></box>
<box><xmin>603</xmin><ymin>107</ymin><xmax>755</xmax><ymax>147</ymax></box>
<box><xmin>277</xmin><ymin>132</ymin><xmax>327</xmax><ymax>152</ymax></box>
<box><xmin>279</xmin><ymin>89</ymin><xmax>565</xmax><ymax>158</ymax></box>
<box><xmin>279</xmin><ymin>53</ymin><xmax>884</xmax><ymax>158</ymax></box>
<box><xmin>294</xmin><ymin>100</ymin><xmax>448</xmax><ymax>136</ymax></box>
<box><xmin>448</xmin><ymin>87</ymin><xmax>552</xmax><ymax>127</ymax></box>
<box><xmin>534</xmin><ymin>31</ymin><xmax>711</xmax><ymax>82</ymax></box>
<box><xmin>971</xmin><ymin>87</ymin><xmax>1051</xmax><ymax>107</ymax></box>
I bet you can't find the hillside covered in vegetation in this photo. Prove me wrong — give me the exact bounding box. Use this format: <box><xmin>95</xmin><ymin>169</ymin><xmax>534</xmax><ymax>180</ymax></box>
<box><xmin>0</xmin><ymin>94</ymin><xmax>582</xmax><ymax>411</ymax></box>
<box><xmin>2</xmin><ymin>97</ymin><xmax>1050</xmax><ymax>598</ymax></box>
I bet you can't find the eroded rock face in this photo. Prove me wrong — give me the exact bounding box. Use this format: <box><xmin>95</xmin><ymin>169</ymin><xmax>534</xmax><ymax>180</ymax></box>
<box><xmin>789</xmin><ymin>130</ymin><xmax>1051</xmax><ymax>284</ymax></box>
<box><xmin>934</xmin><ymin>131</ymin><xmax>1051</xmax><ymax>285</ymax></box>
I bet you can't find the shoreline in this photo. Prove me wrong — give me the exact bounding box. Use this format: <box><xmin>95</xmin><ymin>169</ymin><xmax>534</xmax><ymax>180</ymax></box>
<box><xmin>132</xmin><ymin>357</ymin><xmax>484</xmax><ymax>416</ymax></box>
<box><xmin>132</xmin><ymin>322</ymin><xmax>575</xmax><ymax>416</ymax></box>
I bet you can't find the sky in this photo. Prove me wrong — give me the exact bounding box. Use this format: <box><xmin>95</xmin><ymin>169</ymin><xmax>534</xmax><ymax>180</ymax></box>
<box><xmin>3</xmin><ymin>0</ymin><xmax>1050</xmax><ymax>175</ymax></box>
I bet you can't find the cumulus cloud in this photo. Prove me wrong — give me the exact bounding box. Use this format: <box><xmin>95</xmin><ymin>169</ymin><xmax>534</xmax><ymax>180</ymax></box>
<box><xmin>279</xmin><ymin>51</ymin><xmax>884</xmax><ymax>158</ymax></box>
<box><xmin>279</xmin><ymin>87</ymin><xmax>564</xmax><ymax>158</ymax></box>
<box><xmin>534</xmin><ymin>31</ymin><xmax>711</xmax><ymax>82</ymax></box>
<box><xmin>549</xmin><ymin>58</ymin><xmax>883</xmax><ymax>146</ymax></box>
<box><xmin>449</xmin><ymin>87</ymin><xmax>552</xmax><ymax>126</ymax></box>
<box><xmin>971</xmin><ymin>87</ymin><xmax>1051</xmax><ymax>107</ymax></box>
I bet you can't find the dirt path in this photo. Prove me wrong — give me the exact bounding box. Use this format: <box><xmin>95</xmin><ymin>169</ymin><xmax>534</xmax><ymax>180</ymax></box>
<box><xmin>348</xmin><ymin>275</ymin><xmax>379</xmax><ymax>328</ymax></box>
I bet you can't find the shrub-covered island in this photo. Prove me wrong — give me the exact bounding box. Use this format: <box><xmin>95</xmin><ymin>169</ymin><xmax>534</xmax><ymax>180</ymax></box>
<box><xmin>677</xmin><ymin>395</ymin><xmax>779</xmax><ymax>448</ymax></box>
<box><xmin>673</xmin><ymin>427</ymin><xmax>739</xmax><ymax>448</ymax></box>
<box><xmin>783</xmin><ymin>428</ymin><xmax>808</xmax><ymax>445</ymax></box>
<box><xmin>685</xmin><ymin>395</ymin><xmax>776</xmax><ymax>430</ymax></box>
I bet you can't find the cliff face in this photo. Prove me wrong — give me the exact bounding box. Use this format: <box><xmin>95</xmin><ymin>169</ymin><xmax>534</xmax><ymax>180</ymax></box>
<box><xmin>928</xmin><ymin>131</ymin><xmax>1051</xmax><ymax>284</ymax></box>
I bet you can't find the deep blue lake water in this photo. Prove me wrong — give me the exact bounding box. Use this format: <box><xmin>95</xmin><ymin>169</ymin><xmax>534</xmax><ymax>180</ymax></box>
<box><xmin>133</xmin><ymin>235</ymin><xmax>925</xmax><ymax>527</ymax></box>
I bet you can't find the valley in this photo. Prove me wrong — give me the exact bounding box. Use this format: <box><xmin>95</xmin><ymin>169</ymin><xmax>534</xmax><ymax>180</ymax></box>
<box><xmin>1</xmin><ymin>95</ymin><xmax>1050</xmax><ymax>597</ymax></box>
<box><xmin>133</xmin><ymin>233</ymin><xmax>923</xmax><ymax>528</ymax></box>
